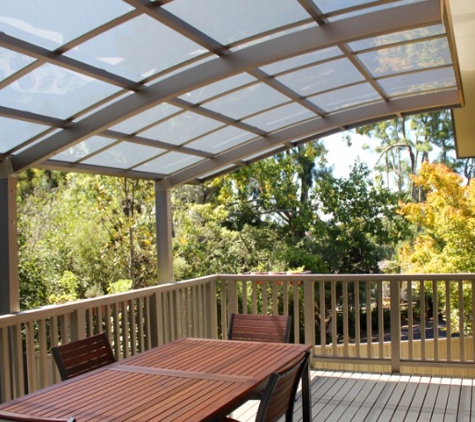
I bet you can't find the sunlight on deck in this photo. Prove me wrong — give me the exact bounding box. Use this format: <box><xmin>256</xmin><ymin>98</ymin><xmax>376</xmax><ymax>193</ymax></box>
<box><xmin>232</xmin><ymin>370</ymin><xmax>475</xmax><ymax>422</ymax></box>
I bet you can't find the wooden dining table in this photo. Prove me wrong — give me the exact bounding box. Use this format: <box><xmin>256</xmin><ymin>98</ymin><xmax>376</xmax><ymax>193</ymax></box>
<box><xmin>0</xmin><ymin>338</ymin><xmax>312</xmax><ymax>422</ymax></box>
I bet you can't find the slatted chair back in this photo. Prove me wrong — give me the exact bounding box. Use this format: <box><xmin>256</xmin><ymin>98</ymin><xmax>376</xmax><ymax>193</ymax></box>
<box><xmin>228</xmin><ymin>313</ymin><xmax>291</xmax><ymax>343</ymax></box>
<box><xmin>52</xmin><ymin>332</ymin><xmax>115</xmax><ymax>381</ymax></box>
<box><xmin>221</xmin><ymin>351</ymin><xmax>310</xmax><ymax>422</ymax></box>
<box><xmin>255</xmin><ymin>350</ymin><xmax>310</xmax><ymax>422</ymax></box>
<box><xmin>0</xmin><ymin>411</ymin><xmax>75</xmax><ymax>422</ymax></box>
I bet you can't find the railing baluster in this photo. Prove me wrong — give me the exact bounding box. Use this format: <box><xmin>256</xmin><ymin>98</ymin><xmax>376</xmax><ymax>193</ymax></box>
<box><xmin>433</xmin><ymin>280</ymin><xmax>439</xmax><ymax>362</ymax></box>
<box><xmin>366</xmin><ymin>280</ymin><xmax>372</xmax><ymax>359</ymax></box>
<box><xmin>331</xmin><ymin>281</ymin><xmax>337</xmax><ymax>356</ymax></box>
<box><xmin>459</xmin><ymin>279</ymin><xmax>465</xmax><ymax>361</ymax></box>
<box><xmin>292</xmin><ymin>281</ymin><xmax>299</xmax><ymax>344</ymax></box>
<box><xmin>472</xmin><ymin>280</ymin><xmax>475</xmax><ymax>363</ymax></box>
<box><xmin>355</xmin><ymin>280</ymin><xmax>360</xmax><ymax>359</ymax></box>
<box><xmin>343</xmin><ymin>280</ymin><xmax>349</xmax><ymax>358</ymax></box>
<box><xmin>390</xmin><ymin>279</ymin><xmax>401</xmax><ymax>373</ymax></box>
<box><xmin>319</xmin><ymin>280</ymin><xmax>326</xmax><ymax>356</ymax></box>
<box><xmin>408</xmin><ymin>280</ymin><xmax>413</xmax><ymax>360</ymax></box>
<box><xmin>241</xmin><ymin>280</ymin><xmax>248</xmax><ymax>315</ymax></box>
<box><xmin>446</xmin><ymin>279</ymin><xmax>452</xmax><ymax>361</ymax></box>
<box><xmin>377</xmin><ymin>280</ymin><xmax>384</xmax><ymax>359</ymax></box>
<box><xmin>0</xmin><ymin>327</ymin><xmax>11</xmax><ymax>402</ymax></box>
<box><xmin>37</xmin><ymin>318</ymin><xmax>48</xmax><ymax>389</ymax></box>
<box><xmin>420</xmin><ymin>280</ymin><xmax>426</xmax><ymax>361</ymax></box>
<box><xmin>283</xmin><ymin>280</ymin><xmax>289</xmax><ymax>316</ymax></box>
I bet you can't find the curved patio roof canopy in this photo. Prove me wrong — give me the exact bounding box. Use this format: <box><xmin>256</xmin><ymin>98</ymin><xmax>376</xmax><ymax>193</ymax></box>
<box><xmin>0</xmin><ymin>0</ymin><xmax>465</xmax><ymax>188</ymax></box>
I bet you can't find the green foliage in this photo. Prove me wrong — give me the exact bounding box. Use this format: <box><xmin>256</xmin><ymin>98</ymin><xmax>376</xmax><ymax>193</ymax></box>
<box><xmin>48</xmin><ymin>271</ymin><xmax>78</xmax><ymax>304</ymax></box>
<box><xmin>108</xmin><ymin>279</ymin><xmax>133</xmax><ymax>294</ymax></box>
<box><xmin>314</xmin><ymin>161</ymin><xmax>409</xmax><ymax>273</ymax></box>
<box><xmin>17</xmin><ymin>171</ymin><xmax>157</xmax><ymax>309</ymax></box>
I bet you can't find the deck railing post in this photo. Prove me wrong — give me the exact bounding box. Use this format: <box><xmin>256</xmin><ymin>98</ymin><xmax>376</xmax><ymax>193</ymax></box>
<box><xmin>390</xmin><ymin>279</ymin><xmax>401</xmax><ymax>373</ymax></box>
<box><xmin>208</xmin><ymin>278</ymin><xmax>218</xmax><ymax>339</ymax></box>
<box><xmin>304</xmin><ymin>280</ymin><xmax>315</xmax><ymax>353</ymax></box>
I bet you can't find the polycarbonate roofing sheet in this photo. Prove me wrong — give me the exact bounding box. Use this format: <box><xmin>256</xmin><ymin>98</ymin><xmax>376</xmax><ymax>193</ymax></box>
<box><xmin>0</xmin><ymin>0</ymin><xmax>464</xmax><ymax>187</ymax></box>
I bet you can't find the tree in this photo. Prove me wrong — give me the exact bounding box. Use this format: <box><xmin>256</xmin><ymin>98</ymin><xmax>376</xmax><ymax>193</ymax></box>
<box><xmin>214</xmin><ymin>141</ymin><xmax>329</xmax><ymax>272</ymax></box>
<box><xmin>356</xmin><ymin>111</ymin><xmax>456</xmax><ymax>199</ymax></box>
<box><xmin>17</xmin><ymin>172</ymin><xmax>158</xmax><ymax>309</ymax></box>
<box><xmin>398</xmin><ymin>162</ymin><xmax>475</xmax><ymax>273</ymax></box>
<box><xmin>398</xmin><ymin>162</ymin><xmax>475</xmax><ymax>333</ymax></box>
<box><xmin>314</xmin><ymin>161</ymin><xmax>408</xmax><ymax>273</ymax></box>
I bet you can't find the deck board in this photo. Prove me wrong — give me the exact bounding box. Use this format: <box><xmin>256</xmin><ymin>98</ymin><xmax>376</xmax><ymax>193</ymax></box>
<box><xmin>233</xmin><ymin>370</ymin><xmax>475</xmax><ymax>421</ymax></box>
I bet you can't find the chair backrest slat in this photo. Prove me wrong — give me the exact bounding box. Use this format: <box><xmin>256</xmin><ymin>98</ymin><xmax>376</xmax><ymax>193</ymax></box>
<box><xmin>52</xmin><ymin>332</ymin><xmax>115</xmax><ymax>381</ymax></box>
<box><xmin>228</xmin><ymin>314</ymin><xmax>291</xmax><ymax>343</ymax></box>
<box><xmin>256</xmin><ymin>351</ymin><xmax>310</xmax><ymax>422</ymax></box>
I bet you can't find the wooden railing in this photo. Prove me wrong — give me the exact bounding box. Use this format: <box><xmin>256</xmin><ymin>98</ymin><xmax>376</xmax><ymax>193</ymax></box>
<box><xmin>1</xmin><ymin>273</ymin><xmax>475</xmax><ymax>403</ymax></box>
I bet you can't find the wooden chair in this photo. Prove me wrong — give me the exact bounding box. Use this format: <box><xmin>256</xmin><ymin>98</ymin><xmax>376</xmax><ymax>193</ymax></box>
<box><xmin>228</xmin><ymin>313</ymin><xmax>291</xmax><ymax>343</ymax></box>
<box><xmin>52</xmin><ymin>332</ymin><xmax>115</xmax><ymax>381</ymax></box>
<box><xmin>223</xmin><ymin>350</ymin><xmax>310</xmax><ymax>422</ymax></box>
<box><xmin>0</xmin><ymin>411</ymin><xmax>75</xmax><ymax>422</ymax></box>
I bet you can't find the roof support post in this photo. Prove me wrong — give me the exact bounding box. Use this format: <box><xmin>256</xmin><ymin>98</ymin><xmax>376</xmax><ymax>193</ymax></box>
<box><xmin>0</xmin><ymin>175</ymin><xmax>19</xmax><ymax>315</ymax></box>
<box><xmin>154</xmin><ymin>183</ymin><xmax>173</xmax><ymax>284</ymax></box>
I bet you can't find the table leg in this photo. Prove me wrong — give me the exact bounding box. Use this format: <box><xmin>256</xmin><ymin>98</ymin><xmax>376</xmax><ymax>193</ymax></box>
<box><xmin>302</xmin><ymin>358</ymin><xmax>312</xmax><ymax>422</ymax></box>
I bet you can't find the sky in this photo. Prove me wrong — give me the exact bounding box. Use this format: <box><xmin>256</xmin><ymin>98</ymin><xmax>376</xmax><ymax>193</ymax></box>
<box><xmin>322</xmin><ymin>131</ymin><xmax>379</xmax><ymax>178</ymax></box>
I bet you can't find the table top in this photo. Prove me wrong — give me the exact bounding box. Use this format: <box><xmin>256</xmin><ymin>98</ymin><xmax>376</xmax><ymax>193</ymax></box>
<box><xmin>0</xmin><ymin>338</ymin><xmax>311</xmax><ymax>422</ymax></box>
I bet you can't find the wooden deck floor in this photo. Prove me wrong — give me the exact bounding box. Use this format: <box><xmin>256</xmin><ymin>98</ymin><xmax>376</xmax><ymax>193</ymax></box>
<box><xmin>231</xmin><ymin>370</ymin><xmax>475</xmax><ymax>421</ymax></box>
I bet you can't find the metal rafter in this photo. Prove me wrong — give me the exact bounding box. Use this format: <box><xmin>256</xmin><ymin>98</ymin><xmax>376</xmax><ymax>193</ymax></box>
<box><xmin>247</xmin><ymin>68</ymin><xmax>327</xmax><ymax>116</ymax></box>
<box><xmin>123</xmin><ymin>0</ymin><xmax>229</xmax><ymax>56</ymax></box>
<box><xmin>0</xmin><ymin>32</ymin><xmax>141</xmax><ymax>91</ymax></box>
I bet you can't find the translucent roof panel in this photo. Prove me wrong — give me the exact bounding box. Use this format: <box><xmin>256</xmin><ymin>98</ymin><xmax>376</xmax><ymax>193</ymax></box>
<box><xmin>260</xmin><ymin>47</ymin><xmax>342</xmax><ymax>76</ymax></box>
<box><xmin>276</xmin><ymin>58</ymin><xmax>364</xmax><ymax>97</ymax></box>
<box><xmin>135</xmin><ymin>152</ymin><xmax>203</xmax><ymax>175</ymax></box>
<box><xmin>358</xmin><ymin>38</ymin><xmax>452</xmax><ymax>78</ymax></box>
<box><xmin>309</xmin><ymin>83</ymin><xmax>381</xmax><ymax>112</ymax></box>
<box><xmin>203</xmin><ymin>83</ymin><xmax>290</xmax><ymax>120</ymax></box>
<box><xmin>0</xmin><ymin>48</ymin><xmax>36</xmax><ymax>82</ymax></box>
<box><xmin>140</xmin><ymin>112</ymin><xmax>224</xmax><ymax>146</ymax></box>
<box><xmin>349</xmin><ymin>24</ymin><xmax>446</xmax><ymax>52</ymax></box>
<box><xmin>313</xmin><ymin>0</ymin><xmax>377</xmax><ymax>14</ymax></box>
<box><xmin>0</xmin><ymin>0</ymin><xmax>134</xmax><ymax>51</ymax></box>
<box><xmin>186</xmin><ymin>126</ymin><xmax>255</xmax><ymax>154</ymax></box>
<box><xmin>0</xmin><ymin>0</ymin><xmax>464</xmax><ymax>186</ymax></box>
<box><xmin>242</xmin><ymin>103</ymin><xmax>315</xmax><ymax>132</ymax></box>
<box><xmin>230</xmin><ymin>22</ymin><xmax>318</xmax><ymax>52</ymax></box>
<box><xmin>0</xmin><ymin>117</ymin><xmax>47</xmax><ymax>153</ymax></box>
<box><xmin>64</xmin><ymin>15</ymin><xmax>207</xmax><ymax>82</ymax></box>
<box><xmin>110</xmin><ymin>103</ymin><xmax>182</xmax><ymax>135</ymax></box>
<box><xmin>82</xmin><ymin>141</ymin><xmax>165</xmax><ymax>170</ymax></box>
<box><xmin>0</xmin><ymin>63</ymin><xmax>120</xmax><ymax>119</ymax></box>
<box><xmin>163</xmin><ymin>0</ymin><xmax>310</xmax><ymax>46</ymax></box>
<box><xmin>379</xmin><ymin>67</ymin><xmax>457</xmax><ymax>97</ymax></box>
<box><xmin>50</xmin><ymin>136</ymin><xmax>117</xmax><ymax>163</ymax></box>
<box><xmin>324</xmin><ymin>0</ymin><xmax>427</xmax><ymax>21</ymax></box>
<box><xmin>179</xmin><ymin>74</ymin><xmax>257</xmax><ymax>104</ymax></box>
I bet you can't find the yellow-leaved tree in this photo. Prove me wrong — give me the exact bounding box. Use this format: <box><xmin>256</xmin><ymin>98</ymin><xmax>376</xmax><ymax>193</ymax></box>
<box><xmin>398</xmin><ymin>162</ymin><xmax>475</xmax><ymax>334</ymax></box>
<box><xmin>399</xmin><ymin>162</ymin><xmax>475</xmax><ymax>273</ymax></box>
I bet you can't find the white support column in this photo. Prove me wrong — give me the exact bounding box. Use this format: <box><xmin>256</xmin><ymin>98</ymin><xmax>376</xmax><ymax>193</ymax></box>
<box><xmin>0</xmin><ymin>175</ymin><xmax>19</xmax><ymax>315</ymax></box>
<box><xmin>154</xmin><ymin>183</ymin><xmax>173</xmax><ymax>284</ymax></box>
